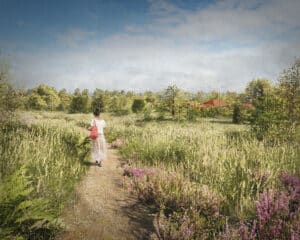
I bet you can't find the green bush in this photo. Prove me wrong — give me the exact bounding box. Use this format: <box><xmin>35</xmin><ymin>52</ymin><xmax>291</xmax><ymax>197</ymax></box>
<box><xmin>0</xmin><ymin>120</ymin><xmax>88</xmax><ymax>239</ymax></box>
<box><xmin>131</xmin><ymin>99</ymin><xmax>145</xmax><ymax>113</ymax></box>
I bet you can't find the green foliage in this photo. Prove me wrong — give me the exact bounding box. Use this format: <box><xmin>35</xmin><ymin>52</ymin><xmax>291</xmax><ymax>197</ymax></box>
<box><xmin>250</xmin><ymin>94</ymin><xmax>287</xmax><ymax>141</ymax></box>
<box><xmin>198</xmin><ymin>106</ymin><xmax>231</xmax><ymax>118</ymax></box>
<box><xmin>278</xmin><ymin>59</ymin><xmax>300</xmax><ymax>125</ymax></box>
<box><xmin>0</xmin><ymin>60</ymin><xmax>21</xmax><ymax>115</ymax></box>
<box><xmin>0</xmin><ymin>116</ymin><xmax>88</xmax><ymax>239</ymax></box>
<box><xmin>109</xmin><ymin>95</ymin><xmax>131</xmax><ymax>116</ymax></box>
<box><xmin>245</xmin><ymin>78</ymin><xmax>272</xmax><ymax>103</ymax></box>
<box><xmin>115</xmin><ymin>118</ymin><xmax>299</xmax><ymax>221</ymax></box>
<box><xmin>232</xmin><ymin>104</ymin><xmax>242</xmax><ymax>124</ymax></box>
<box><xmin>57</xmin><ymin>89</ymin><xmax>71</xmax><ymax>111</ymax></box>
<box><xmin>27</xmin><ymin>93</ymin><xmax>48</xmax><ymax>110</ymax></box>
<box><xmin>160</xmin><ymin>85</ymin><xmax>186</xmax><ymax>119</ymax></box>
<box><xmin>250</xmin><ymin>60</ymin><xmax>300</xmax><ymax>142</ymax></box>
<box><xmin>119</xmin><ymin>116</ymin><xmax>299</xmax><ymax>238</ymax></box>
<box><xmin>91</xmin><ymin>93</ymin><xmax>105</xmax><ymax>113</ymax></box>
<box><xmin>186</xmin><ymin>107</ymin><xmax>199</xmax><ymax>121</ymax></box>
<box><xmin>27</xmin><ymin>84</ymin><xmax>60</xmax><ymax>111</ymax></box>
<box><xmin>131</xmin><ymin>99</ymin><xmax>145</xmax><ymax>113</ymax></box>
<box><xmin>0</xmin><ymin>169</ymin><xmax>59</xmax><ymax>240</ymax></box>
<box><xmin>69</xmin><ymin>89</ymin><xmax>91</xmax><ymax>113</ymax></box>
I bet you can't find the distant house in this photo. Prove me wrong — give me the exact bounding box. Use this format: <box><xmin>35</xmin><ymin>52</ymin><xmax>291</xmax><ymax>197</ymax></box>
<box><xmin>188</xmin><ymin>99</ymin><xmax>228</xmax><ymax>109</ymax></box>
<box><xmin>242</xmin><ymin>103</ymin><xmax>254</xmax><ymax>109</ymax></box>
<box><xmin>202</xmin><ymin>99</ymin><xmax>228</xmax><ymax>107</ymax></box>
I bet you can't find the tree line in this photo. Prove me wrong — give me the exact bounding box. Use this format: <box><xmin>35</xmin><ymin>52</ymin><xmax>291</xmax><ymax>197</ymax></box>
<box><xmin>1</xmin><ymin>58</ymin><xmax>299</xmax><ymax>142</ymax></box>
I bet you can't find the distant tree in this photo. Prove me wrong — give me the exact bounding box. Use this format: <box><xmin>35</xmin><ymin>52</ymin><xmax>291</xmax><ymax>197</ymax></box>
<box><xmin>131</xmin><ymin>99</ymin><xmax>145</xmax><ymax>113</ymax></box>
<box><xmin>57</xmin><ymin>89</ymin><xmax>71</xmax><ymax>111</ymax></box>
<box><xmin>249</xmin><ymin>61</ymin><xmax>300</xmax><ymax>142</ymax></box>
<box><xmin>205</xmin><ymin>90</ymin><xmax>219</xmax><ymax>101</ymax></box>
<box><xmin>278</xmin><ymin>59</ymin><xmax>300</xmax><ymax>125</ymax></box>
<box><xmin>27</xmin><ymin>93</ymin><xmax>48</xmax><ymax>110</ymax></box>
<box><xmin>245</xmin><ymin>79</ymin><xmax>272</xmax><ymax>104</ymax></box>
<box><xmin>69</xmin><ymin>89</ymin><xmax>91</xmax><ymax>113</ymax></box>
<box><xmin>232</xmin><ymin>104</ymin><xmax>242</xmax><ymax>124</ymax></box>
<box><xmin>91</xmin><ymin>89</ymin><xmax>105</xmax><ymax>113</ymax></box>
<box><xmin>224</xmin><ymin>91</ymin><xmax>239</xmax><ymax>105</ymax></box>
<box><xmin>193</xmin><ymin>91</ymin><xmax>206</xmax><ymax>102</ymax></box>
<box><xmin>161</xmin><ymin>85</ymin><xmax>182</xmax><ymax>118</ymax></box>
<box><xmin>109</xmin><ymin>95</ymin><xmax>130</xmax><ymax>115</ymax></box>
<box><xmin>250</xmin><ymin>94</ymin><xmax>286</xmax><ymax>141</ymax></box>
<box><xmin>26</xmin><ymin>84</ymin><xmax>60</xmax><ymax>110</ymax></box>
<box><xmin>0</xmin><ymin>60</ymin><xmax>21</xmax><ymax>114</ymax></box>
<box><xmin>144</xmin><ymin>91</ymin><xmax>156</xmax><ymax>104</ymax></box>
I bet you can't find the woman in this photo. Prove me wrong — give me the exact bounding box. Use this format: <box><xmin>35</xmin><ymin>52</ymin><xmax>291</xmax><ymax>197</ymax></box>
<box><xmin>89</xmin><ymin>108</ymin><xmax>107</xmax><ymax>167</ymax></box>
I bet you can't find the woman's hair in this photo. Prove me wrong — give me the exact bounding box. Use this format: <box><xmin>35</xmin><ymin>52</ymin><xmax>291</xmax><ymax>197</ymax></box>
<box><xmin>93</xmin><ymin>108</ymin><xmax>101</xmax><ymax>116</ymax></box>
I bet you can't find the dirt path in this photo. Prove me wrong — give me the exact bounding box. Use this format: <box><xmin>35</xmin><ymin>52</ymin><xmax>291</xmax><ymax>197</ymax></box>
<box><xmin>56</xmin><ymin>147</ymin><xmax>155</xmax><ymax>240</ymax></box>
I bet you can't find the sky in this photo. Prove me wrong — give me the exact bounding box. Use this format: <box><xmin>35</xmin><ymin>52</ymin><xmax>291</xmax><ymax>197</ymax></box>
<box><xmin>0</xmin><ymin>0</ymin><xmax>299</xmax><ymax>93</ymax></box>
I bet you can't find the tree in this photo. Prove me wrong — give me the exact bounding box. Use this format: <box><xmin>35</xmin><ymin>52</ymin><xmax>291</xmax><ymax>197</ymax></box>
<box><xmin>57</xmin><ymin>89</ymin><xmax>71</xmax><ymax>111</ymax></box>
<box><xmin>109</xmin><ymin>95</ymin><xmax>130</xmax><ymax>115</ymax></box>
<box><xmin>161</xmin><ymin>85</ymin><xmax>183</xmax><ymax>118</ymax></box>
<box><xmin>250</xmin><ymin>94</ymin><xmax>286</xmax><ymax>141</ymax></box>
<box><xmin>278</xmin><ymin>59</ymin><xmax>300</xmax><ymax>125</ymax></box>
<box><xmin>131</xmin><ymin>99</ymin><xmax>145</xmax><ymax>113</ymax></box>
<box><xmin>205</xmin><ymin>90</ymin><xmax>219</xmax><ymax>101</ymax></box>
<box><xmin>27</xmin><ymin>93</ymin><xmax>48</xmax><ymax>110</ymax></box>
<box><xmin>245</xmin><ymin>79</ymin><xmax>272</xmax><ymax>104</ymax></box>
<box><xmin>232</xmin><ymin>104</ymin><xmax>242</xmax><ymax>124</ymax></box>
<box><xmin>91</xmin><ymin>89</ymin><xmax>105</xmax><ymax>113</ymax></box>
<box><xmin>249</xmin><ymin>61</ymin><xmax>300</xmax><ymax>142</ymax></box>
<box><xmin>192</xmin><ymin>91</ymin><xmax>206</xmax><ymax>102</ymax></box>
<box><xmin>26</xmin><ymin>84</ymin><xmax>60</xmax><ymax>110</ymax></box>
<box><xmin>69</xmin><ymin>89</ymin><xmax>91</xmax><ymax>113</ymax></box>
<box><xmin>0</xmin><ymin>59</ymin><xmax>21</xmax><ymax>114</ymax></box>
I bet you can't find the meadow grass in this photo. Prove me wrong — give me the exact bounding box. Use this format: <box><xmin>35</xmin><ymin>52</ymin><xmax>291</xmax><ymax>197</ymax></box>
<box><xmin>0</xmin><ymin>112</ymin><xmax>90</xmax><ymax>239</ymax></box>
<box><xmin>107</xmin><ymin>115</ymin><xmax>300</xmax><ymax>232</ymax></box>
<box><xmin>1</xmin><ymin>111</ymin><xmax>299</xmax><ymax>239</ymax></box>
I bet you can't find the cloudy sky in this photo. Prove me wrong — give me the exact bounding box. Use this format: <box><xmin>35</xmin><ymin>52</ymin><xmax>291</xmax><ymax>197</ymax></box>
<box><xmin>0</xmin><ymin>0</ymin><xmax>299</xmax><ymax>92</ymax></box>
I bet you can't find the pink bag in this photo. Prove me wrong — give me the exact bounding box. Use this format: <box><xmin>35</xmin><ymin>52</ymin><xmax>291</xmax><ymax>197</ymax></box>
<box><xmin>89</xmin><ymin>120</ymin><xmax>98</xmax><ymax>139</ymax></box>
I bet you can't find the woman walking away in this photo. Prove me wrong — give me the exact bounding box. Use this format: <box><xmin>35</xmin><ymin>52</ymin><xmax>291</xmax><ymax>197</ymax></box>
<box><xmin>89</xmin><ymin>108</ymin><xmax>107</xmax><ymax>167</ymax></box>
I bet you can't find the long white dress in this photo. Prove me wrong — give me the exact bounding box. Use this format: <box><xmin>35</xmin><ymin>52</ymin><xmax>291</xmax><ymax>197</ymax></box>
<box><xmin>90</xmin><ymin>119</ymin><xmax>107</xmax><ymax>162</ymax></box>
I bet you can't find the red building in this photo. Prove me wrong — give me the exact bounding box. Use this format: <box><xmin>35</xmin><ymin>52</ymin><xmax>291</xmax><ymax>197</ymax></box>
<box><xmin>202</xmin><ymin>99</ymin><xmax>228</xmax><ymax>107</ymax></box>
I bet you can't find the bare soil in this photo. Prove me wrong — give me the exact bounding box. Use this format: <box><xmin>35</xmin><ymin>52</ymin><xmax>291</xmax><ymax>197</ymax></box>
<box><xmin>56</xmin><ymin>148</ymin><xmax>155</xmax><ymax>240</ymax></box>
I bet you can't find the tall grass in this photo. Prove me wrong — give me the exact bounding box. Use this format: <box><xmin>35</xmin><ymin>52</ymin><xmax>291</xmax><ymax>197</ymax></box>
<box><xmin>110</xmin><ymin>118</ymin><xmax>299</xmax><ymax>222</ymax></box>
<box><xmin>0</xmin><ymin>113</ymin><xmax>90</xmax><ymax>239</ymax></box>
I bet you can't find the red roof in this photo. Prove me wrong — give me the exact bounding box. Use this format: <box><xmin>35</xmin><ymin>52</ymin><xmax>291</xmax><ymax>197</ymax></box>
<box><xmin>242</xmin><ymin>103</ymin><xmax>254</xmax><ymax>109</ymax></box>
<box><xmin>202</xmin><ymin>99</ymin><xmax>228</xmax><ymax>107</ymax></box>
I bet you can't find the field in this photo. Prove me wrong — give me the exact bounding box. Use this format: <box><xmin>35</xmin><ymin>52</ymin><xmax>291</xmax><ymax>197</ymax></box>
<box><xmin>1</xmin><ymin>111</ymin><xmax>299</xmax><ymax>239</ymax></box>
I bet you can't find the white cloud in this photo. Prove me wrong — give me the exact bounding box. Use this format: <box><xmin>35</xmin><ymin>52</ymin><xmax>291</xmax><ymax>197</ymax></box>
<box><xmin>10</xmin><ymin>0</ymin><xmax>300</xmax><ymax>93</ymax></box>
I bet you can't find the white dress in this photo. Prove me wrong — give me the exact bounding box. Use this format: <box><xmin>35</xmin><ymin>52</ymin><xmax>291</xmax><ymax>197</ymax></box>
<box><xmin>90</xmin><ymin>119</ymin><xmax>107</xmax><ymax>162</ymax></box>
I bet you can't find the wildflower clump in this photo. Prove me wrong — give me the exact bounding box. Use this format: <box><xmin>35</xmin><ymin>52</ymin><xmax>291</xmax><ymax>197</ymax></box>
<box><xmin>226</xmin><ymin>173</ymin><xmax>300</xmax><ymax>239</ymax></box>
<box><xmin>123</xmin><ymin>165</ymin><xmax>226</xmax><ymax>239</ymax></box>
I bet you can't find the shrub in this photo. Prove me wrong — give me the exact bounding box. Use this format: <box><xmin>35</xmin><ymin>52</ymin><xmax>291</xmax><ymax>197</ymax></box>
<box><xmin>124</xmin><ymin>166</ymin><xmax>226</xmax><ymax>239</ymax></box>
<box><xmin>0</xmin><ymin>169</ymin><xmax>60</xmax><ymax>239</ymax></box>
<box><xmin>232</xmin><ymin>104</ymin><xmax>242</xmax><ymax>124</ymax></box>
<box><xmin>224</xmin><ymin>173</ymin><xmax>300</xmax><ymax>240</ymax></box>
<box><xmin>132</xmin><ymin>99</ymin><xmax>145</xmax><ymax>113</ymax></box>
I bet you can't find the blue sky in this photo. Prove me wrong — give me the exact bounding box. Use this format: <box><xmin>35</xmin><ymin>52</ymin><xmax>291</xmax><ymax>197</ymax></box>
<box><xmin>0</xmin><ymin>0</ymin><xmax>299</xmax><ymax>92</ymax></box>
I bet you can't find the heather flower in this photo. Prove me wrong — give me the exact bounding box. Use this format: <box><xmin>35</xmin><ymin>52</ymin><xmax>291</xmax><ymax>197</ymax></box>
<box><xmin>123</xmin><ymin>166</ymin><xmax>147</xmax><ymax>178</ymax></box>
<box><xmin>182</xmin><ymin>226</ymin><xmax>193</xmax><ymax>239</ymax></box>
<box><xmin>280</xmin><ymin>173</ymin><xmax>300</xmax><ymax>190</ymax></box>
<box><xmin>131</xmin><ymin>167</ymin><xmax>146</xmax><ymax>178</ymax></box>
<box><xmin>256</xmin><ymin>190</ymin><xmax>289</xmax><ymax>230</ymax></box>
